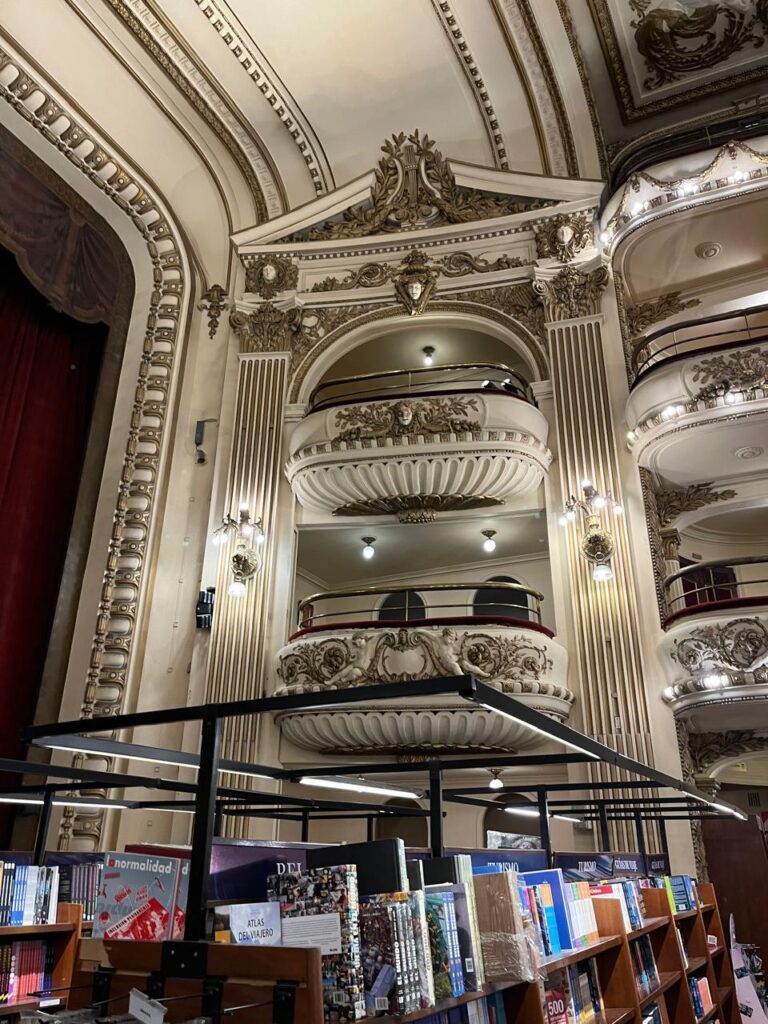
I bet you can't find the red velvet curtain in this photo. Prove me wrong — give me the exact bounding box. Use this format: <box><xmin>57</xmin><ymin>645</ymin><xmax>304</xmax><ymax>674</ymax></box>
<box><xmin>0</xmin><ymin>246</ymin><xmax>104</xmax><ymax>793</ymax></box>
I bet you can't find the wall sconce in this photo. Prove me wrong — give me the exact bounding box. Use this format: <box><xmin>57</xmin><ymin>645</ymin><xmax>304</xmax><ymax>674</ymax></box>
<box><xmin>211</xmin><ymin>507</ymin><xmax>265</xmax><ymax>597</ymax></box>
<box><xmin>559</xmin><ymin>479</ymin><xmax>623</xmax><ymax>582</ymax></box>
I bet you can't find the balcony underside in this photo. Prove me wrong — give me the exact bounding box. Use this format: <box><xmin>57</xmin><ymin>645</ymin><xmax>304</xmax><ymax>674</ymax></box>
<box><xmin>273</xmin><ymin>621</ymin><xmax>572</xmax><ymax>755</ymax></box>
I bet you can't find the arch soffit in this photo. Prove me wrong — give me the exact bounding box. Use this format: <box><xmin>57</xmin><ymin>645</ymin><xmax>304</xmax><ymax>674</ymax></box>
<box><xmin>291</xmin><ymin>303</ymin><xmax>549</xmax><ymax>406</ymax></box>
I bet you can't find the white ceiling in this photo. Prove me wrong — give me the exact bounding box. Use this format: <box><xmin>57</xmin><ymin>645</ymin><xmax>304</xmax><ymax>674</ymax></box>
<box><xmin>651</xmin><ymin>418</ymin><xmax>768</xmax><ymax>487</ymax></box>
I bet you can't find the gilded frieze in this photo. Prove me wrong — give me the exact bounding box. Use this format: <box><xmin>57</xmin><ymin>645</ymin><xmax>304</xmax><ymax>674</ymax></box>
<box><xmin>654</xmin><ymin>482</ymin><xmax>737</xmax><ymax>528</ymax></box>
<box><xmin>333</xmin><ymin>397</ymin><xmax>482</xmax><ymax>442</ymax></box>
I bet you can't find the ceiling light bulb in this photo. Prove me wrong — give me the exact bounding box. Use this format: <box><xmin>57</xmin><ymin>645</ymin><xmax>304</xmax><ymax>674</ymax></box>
<box><xmin>482</xmin><ymin>530</ymin><xmax>497</xmax><ymax>553</ymax></box>
<box><xmin>591</xmin><ymin>495</ymin><xmax>606</xmax><ymax>510</ymax></box>
<box><xmin>489</xmin><ymin>773</ymin><xmax>504</xmax><ymax>791</ymax></box>
<box><xmin>613</xmin><ymin>504</ymin><xmax>624</xmax><ymax>516</ymax></box>
<box><xmin>565</xmin><ymin>509</ymin><xmax>577</xmax><ymax>522</ymax></box>
<box><xmin>228</xmin><ymin>580</ymin><xmax>247</xmax><ymax>598</ymax></box>
<box><xmin>592</xmin><ymin>563</ymin><xmax>614</xmax><ymax>583</ymax></box>
<box><xmin>581</xmin><ymin>478</ymin><xmax>592</xmax><ymax>488</ymax></box>
<box><xmin>241</xmin><ymin>522</ymin><xmax>254</xmax><ymax>536</ymax></box>
<box><xmin>362</xmin><ymin>537</ymin><xmax>376</xmax><ymax>560</ymax></box>
<box><xmin>422</xmin><ymin>345</ymin><xmax>435</xmax><ymax>366</ymax></box>
<box><xmin>558</xmin><ymin>516</ymin><xmax>568</xmax><ymax>527</ymax></box>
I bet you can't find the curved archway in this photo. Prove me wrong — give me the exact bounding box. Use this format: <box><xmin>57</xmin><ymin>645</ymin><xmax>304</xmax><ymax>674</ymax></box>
<box><xmin>375</xmin><ymin>798</ymin><xmax>429</xmax><ymax>848</ymax></box>
<box><xmin>377</xmin><ymin>591</ymin><xmax>427</xmax><ymax>622</ymax></box>
<box><xmin>474</xmin><ymin>575</ymin><xmax>531</xmax><ymax>622</ymax></box>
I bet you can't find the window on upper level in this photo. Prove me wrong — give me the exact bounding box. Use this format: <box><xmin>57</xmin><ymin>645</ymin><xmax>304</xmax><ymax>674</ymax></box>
<box><xmin>473</xmin><ymin>575</ymin><xmax>530</xmax><ymax>621</ymax></box>
<box><xmin>377</xmin><ymin>590</ymin><xmax>427</xmax><ymax>621</ymax></box>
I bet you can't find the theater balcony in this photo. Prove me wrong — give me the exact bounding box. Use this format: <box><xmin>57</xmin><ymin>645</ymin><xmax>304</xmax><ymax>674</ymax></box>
<box><xmin>273</xmin><ymin>581</ymin><xmax>572</xmax><ymax>756</ymax></box>
<box><xmin>660</xmin><ymin>555</ymin><xmax>768</xmax><ymax>732</ymax></box>
<box><xmin>286</xmin><ymin>363</ymin><xmax>551</xmax><ymax>522</ymax></box>
<box><xmin>626</xmin><ymin>306</ymin><xmax>768</xmax><ymax>484</ymax></box>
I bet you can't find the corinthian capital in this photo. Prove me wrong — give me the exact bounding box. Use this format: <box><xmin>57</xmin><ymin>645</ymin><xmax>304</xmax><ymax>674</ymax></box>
<box><xmin>229</xmin><ymin>302</ymin><xmax>302</xmax><ymax>353</ymax></box>
<box><xmin>533</xmin><ymin>264</ymin><xmax>609</xmax><ymax>323</ymax></box>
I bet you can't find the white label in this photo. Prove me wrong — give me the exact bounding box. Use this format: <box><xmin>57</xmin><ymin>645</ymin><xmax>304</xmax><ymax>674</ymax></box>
<box><xmin>281</xmin><ymin>912</ymin><xmax>342</xmax><ymax>955</ymax></box>
<box><xmin>229</xmin><ymin>903</ymin><xmax>282</xmax><ymax>945</ymax></box>
<box><xmin>128</xmin><ymin>989</ymin><xmax>167</xmax><ymax>1024</ymax></box>
<box><xmin>465</xmin><ymin>958</ymin><xmax>474</xmax><ymax>973</ymax></box>
<box><xmin>375</xmin><ymin>998</ymin><xmax>390</xmax><ymax>1011</ymax></box>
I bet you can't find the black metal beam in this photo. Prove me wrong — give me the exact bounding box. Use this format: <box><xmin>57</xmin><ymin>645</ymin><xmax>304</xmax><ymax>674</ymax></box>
<box><xmin>538</xmin><ymin>789</ymin><xmax>553</xmax><ymax>868</ymax></box>
<box><xmin>598</xmin><ymin>804</ymin><xmax>610</xmax><ymax>850</ymax></box>
<box><xmin>185</xmin><ymin>717</ymin><xmax>222</xmax><ymax>942</ymax></box>
<box><xmin>429</xmin><ymin>764</ymin><xmax>444</xmax><ymax>858</ymax></box>
<box><xmin>292</xmin><ymin>751</ymin><xmax>594</xmax><ymax>779</ymax></box>
<box><xmin>33</xmin><ymin>788</ymin><xmax>54</xmax><ymax>866</ymax></box>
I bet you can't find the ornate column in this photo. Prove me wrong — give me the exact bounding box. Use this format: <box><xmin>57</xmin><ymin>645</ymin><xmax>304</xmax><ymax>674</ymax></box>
<box><xmin>205</xmin><ymin>307</ymin><xmax>291</xmax><ymax>805</ymax></box>
<box><xmin>535</xmin><ymin>265</ymin><xmax>656</xmax><ymax>848</ymax></box>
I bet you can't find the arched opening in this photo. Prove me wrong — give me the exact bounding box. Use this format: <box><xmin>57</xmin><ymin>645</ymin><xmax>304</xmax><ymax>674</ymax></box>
<box><xmin>375</xmin><ymin>798</ymin><xmax>429</xmax><ymax>848</ymax></box>
<box><xmin>483</xmin><ymin>796</ymin><xmax>542</xmax><ymax>846</ymax></box>
<box><xmin>377</xmin><ymin>591</ymin><xmax>427</xmax><ymax>622</ymax></box>
<box><xmin>474</xmin><ymin>576</ymin><xmax>530</xmax><ymax>621</ymax></box>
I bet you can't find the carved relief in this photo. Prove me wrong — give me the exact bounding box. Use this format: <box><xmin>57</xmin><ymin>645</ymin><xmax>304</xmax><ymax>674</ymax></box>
<box><xmin>288</xmin><ymin>131</ymin><xmax>551</xmax><ymax>241</ymax></box>
<box><xmin>688</xmin><ymin>729</ymin><xmax>768</xmax><ymax>776</ymax></box>
<box><xmin>448</xmin><ymin>282</ymin><xmax>545</xmax><ymax>340</ymax></box>
<box><xmin>276</xmin><ymin>627</ymin><xmax>566</xmax><ymax>698</ymax></box>
<box><xmin>533</xmin><ymin>265</ymin><xmax>609</xmax><ymax>322</ymax></box>
<box><xmin>393</xmin><ymin>249</ymin><xmax>437</xmax><ymax>315</ymax></box>
<box><xmin>333</xmin><ymin>397</ymin><xmax>481</xmax><ymax>442</ymax></box>
<box><xmin>690</xmin><ymin>346</ymin><xmax>768</xmax><ymax>400</ymax></box>
<box><xmin>230</xmin><ymin>303</ymin><xmax>303</xmax><ymax>353</ymax></box>
<box><xmin>638</xmin><ymin>468</ymin><xmax>669</xmax><ymax>624</ymax></box>
<box><xmin>309</xmin><ymin>250</ymin><xmax>526</xmax><ymax>293</ymax></box>
<box><xmin>629</xmin><ymin>1</ymin><xmax>768</xmax><ymax>90</ymax></box>
<box><xmin>625</xmin><ymin>292</ymin><xmax>701</xmax><ymax>337</ymax></box>
<box><xmin>675</xmin><ymin>720</ymin><xmax>708</xmax><ymax>881</ymax></box>
<box><xmin>243</xmin><ymin>255</ymin><xmax>298</xmax><ymax>299</ymax></box>
<box><xmin>197</xmin><ymin>284</ymin><xmax>228</xmax><ymax>339</ymax></box>
<box><xmin>672</xmin><ymin>618</ymin><xmax>768</xmax><ymax>673</ymax></box>
<box><xmin>534</xmin><ymin>213</ymin><xmax>593</xmax><ymax>262</ymax></box>
<box><xmin>333</xmin><ymin>494</ymin><xmax>504</xmax><ymax>523</ymax></box>
<box><xmin>310</xmin><ymin>263</ymin><xmax>392</xmax><ymax>292</ymax></box>
<box><xmin>654</xmin><ymin>482</ymin><xmax>737</xmax><ymax>528</ymax></box>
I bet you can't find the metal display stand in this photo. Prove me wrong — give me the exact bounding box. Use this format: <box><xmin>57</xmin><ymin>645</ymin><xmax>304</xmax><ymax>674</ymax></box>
<box><xmin>8</xmin><ymin>675</ymin><xmax>745</xmax><ymax>944</ymax></box>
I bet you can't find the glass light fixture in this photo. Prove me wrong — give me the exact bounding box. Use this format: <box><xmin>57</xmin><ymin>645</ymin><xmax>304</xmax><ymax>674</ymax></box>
<box><xmin>422</xmin><ymin>345</ymin><xmax>435</xmax><ymax>366</ymax></box>
<box><xmin>592</xmin><ymin>563</ymin><xmax>614</xmax><ymax>583</ymax></box>
<box><xmin>563</xmin><ymin>479</ymin><xmax>621</xmax><ymax>583</ymax></box>
<box><xmin>361</xmin><ymin>536</ymin><xmax>376</xmax><ymax>560</ymax></box>
<box><xmin>488</xmin><ymin>770</ymin><xmax>504</xmax><ymax>791</ymax></box>
<box><xmin>228</xmin><ymin>580</ymin><xmax>247</xmax><ymax>598</ymax></box>
<box><xmin>482</xmin><ymin>529</ymin><xmax>497</xmax><ymax>553</ymax></box>
<box><xmin>212</xmin><ymin>507</ymin><xmax>265</xmax><ymax>596</ymax></box>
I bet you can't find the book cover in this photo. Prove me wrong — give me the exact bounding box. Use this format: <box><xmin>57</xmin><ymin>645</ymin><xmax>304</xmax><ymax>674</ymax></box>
<box><xmin>359</xmin><ymin>903</ymin><xmax>402</xmax><ymax>1016</ymax></box>
<box><xmin>307</xmin><ymin>839</ymin><xmax>408</xmax><ymax>898</ymax></box>
<box><xmin>92</xmin><ymin>852</ymin><xmax>180</xmax><ymax>940</ymax></box>
<box><xmin>520</xmin><ymin>869</ymin><xmax>573</xmax><ymax>951</ymax></box>
<box><xmin>427</xmin><ymin>882</ymin><xmax>480</xmax><ymax>992</ymax></box>
<box><xmin>424</xmin><ymin>890</ymin><xmax>454</xmax><ymax>1000</ymax></box>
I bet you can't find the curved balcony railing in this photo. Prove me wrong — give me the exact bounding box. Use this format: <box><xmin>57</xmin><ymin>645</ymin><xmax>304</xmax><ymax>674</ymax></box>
<box><xmin>631</xmin><ymin>303</ymin><xmax>768</xmax><ymax>383</ymax></box>
<box><xmin>664</xmin><ymin>555</ymin><xmax>768</xmax><ymax>626</ymax></box>
<box><xmin>295</xmin><ymin>581</ymin><xmax>547</xmax><ymax>637</ymax></box>
<box><xmin>308</xmin><ymin>362</ymin><xmax>532</xmax><ymax>412</ymax></box>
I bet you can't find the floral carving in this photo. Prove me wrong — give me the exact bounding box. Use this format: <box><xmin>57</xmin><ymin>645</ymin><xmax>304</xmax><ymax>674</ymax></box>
<box><xmin>626</xmin><ymin>292</ymin><xmax>700</xmax><ymax>337</ymax></box>
<box><xmin>310</xmin><ymin>263</ymin><xmax>391</xmax><ymax>292</ymax></box>
<box><xmin>334</xmin><ymin>396</ymin><xmax>481</xmax><ymax>442</ymax></box>
<box><xmin>687</xmin><ymin>729</ymin><xmax>768</xmax><ymax>776</ymax></box>
<box><xmin>309</xmin><ymin>250</ymin><xmax>526</xmax><ymax>293</ymax></box>
<box><xmin>629</xmin><ymin>1</ymin><xmax>768</xmax><ymax>90</ymax></box>
<box><xmin>333</xmin><ymin>495</ymin><xmax>503</xmax><ymax>522</ymax></box>
<box><xmin>449</xmin><ymin>282</ymin><xmax>545</xmax><ymax>340</ymax></box>
<box><xmin>287</xmin><ymin>131</ymin><xmax>551</xmax><ymax>241</ymax></box>
<box><xmin>229</xmin><ymin>302</ymin><xmax>303</xmax><ymax>353</ymax></box>
<box><xmin>534</xmin><ymin>213</ymin><xmax>593</xmax><ymax>263</ymax></box>
<box><xmin>690</xmin><ymin>346</ymin><xmax>768</xmax><ymax>400</ymax></box>
<box><xmin>438</xmin><ymin>252</ymin><xmax>527</xmax><ymax>276</ymax></box>
<box><xmin>533</xmin><ymin>265</ymin><xmax>609</xmax><ymax>322</ymax></box>
<box><xmin>243</xmin><ymin>255</ymin><xmax>298</xmax><ymax>299</ymax></box>
<box><xmin>276</xmin><ymin>627</ymin><xmax>564</xmax><ymax>698</ymax></box>
<box><xmin>654</xmin><ymin>482</ymin><xmax>737</xmax><ymax>528</ymax></box>
<box><xmin>672</xmin><ymin>617</ymin><xmax>768</xmax><ymax>673</ymax></box>
<box><xmin>197</xmin><ymin>283</ymin><xmax>228</xmax><ymax>339</ymax></box>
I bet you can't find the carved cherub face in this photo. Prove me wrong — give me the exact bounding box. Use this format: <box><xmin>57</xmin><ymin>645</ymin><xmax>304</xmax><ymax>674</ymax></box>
<box><xmin>394</xmin><ymin>402</ymin><xmax>413</xmax><ymax>427</ymax></box>
<box><xmin>406</xmin><ymin>280</ymin><xmax>423</xmax><ymax>301</ymax></box>
<box><xmin>261</xmin><ymin>262</ymin><xmax>278</xmax><ymax>283</ymax></box>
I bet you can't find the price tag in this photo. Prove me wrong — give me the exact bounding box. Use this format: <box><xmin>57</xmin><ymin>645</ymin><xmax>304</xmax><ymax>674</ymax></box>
<box><xmin>129</xmin><ymin>988</ymin><xmax>168</xmax><ymax>1024</ymax></box>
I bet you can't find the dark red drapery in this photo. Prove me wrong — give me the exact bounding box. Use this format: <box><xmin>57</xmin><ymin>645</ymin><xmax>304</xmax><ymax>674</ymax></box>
<box><xmin>0</xmin><ymin>246</ymin><xmax>104</xmax><ymax>789</ymax></box>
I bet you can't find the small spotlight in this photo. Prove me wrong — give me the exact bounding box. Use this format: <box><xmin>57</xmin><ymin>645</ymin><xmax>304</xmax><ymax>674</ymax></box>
<box><xmin>489</xmin><ymin>771</ymin><xmax>504</xmax><ymax>791</ymax></box>
<box><xmin>422</xmin><ymin>345</ymin><xmax>435</xmax><ymax>367</ymax></box>
<box><xmin>482</xmin><ymin>529</ymin><xmax>497</xmax><ymax>554</ymax></box>
<box><xmin>362</xmin><ymin>536</ymin><xmax>376</xmax><ymax>560</ymax></box>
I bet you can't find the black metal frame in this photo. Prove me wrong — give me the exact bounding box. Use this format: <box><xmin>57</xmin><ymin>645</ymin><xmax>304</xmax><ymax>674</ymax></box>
<box><xmin>13</xmin><ymin>675</ymin><xmax>745</xmax><ymax>942</ymax></box>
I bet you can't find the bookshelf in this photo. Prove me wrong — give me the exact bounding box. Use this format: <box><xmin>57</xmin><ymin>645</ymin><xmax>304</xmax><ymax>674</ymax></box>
<box><xmin>0</xmin><ymin>903</ymin><xmax>82</xmax><ymax>1020</ymax></box>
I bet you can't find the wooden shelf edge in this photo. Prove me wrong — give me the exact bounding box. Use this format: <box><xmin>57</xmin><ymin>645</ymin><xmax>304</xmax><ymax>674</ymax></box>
<box><xmin>605</xmin><ymin>1008</ymin><xmax>636</xmax><ymax>1024</ymax></box>
<box><xmin>639</xmin><ymin>972</ymin><xmax>682</xmax><ymax>1007</ymax></box>
<box><xmin>674</xmin><ymin>910</ymin><xmax>699</xmax><ymax>921</ymax></box>
<box><xmin>629</xmin><ymin>917</ymin><xmax>668</xmax><ymax>939</ymax></box>
<box><xmin>696</xmin><ymin>1006</ymin><xmax>719</xmax><ymax>1024</ymax></box>
<box><xmin>718</xmin><ymin>986</ymin><xmax>733</xmax><ymax>1002</ymax></box>
<box><xmin>686</xmin><ymin>957</ymin><xmax>709</xmax><ymax>975</ymax></box>
<box><xmin>0</xmin><ymin>922</ymin><xmax>75</xmax><ymax>938</ymax></box>
<box><xmin>375</xmin><ymin>978</ymin><xmax>524</xmax><ymax>1023</ymax></box>
<box><xmin>0</xmin><ymin>999</ymin><xmax>43</xmax><ymax>1019</ymax></box>
<box><xmin>541</xmin><ymin>935</ymin><xmax>623</xmax><ymax>972</ymax></box>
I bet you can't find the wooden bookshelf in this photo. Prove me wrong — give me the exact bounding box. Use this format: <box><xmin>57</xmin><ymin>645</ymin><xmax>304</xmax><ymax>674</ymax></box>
<box><xmin>0</xmin><ymin>903</ymin><xmax>82</xmax><ymax>1021</ymax></box>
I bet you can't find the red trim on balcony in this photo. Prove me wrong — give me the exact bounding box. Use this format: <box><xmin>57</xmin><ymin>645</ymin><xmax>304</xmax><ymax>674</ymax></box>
<box><xmin>663</xmin><ymin>595</ymin><xmax>768</xmax><ymax>630</ymax></box>
<box><xmin>289</xmin><ymin>614</ymin><xmax>555</xmax><ymax>643</ymax></box>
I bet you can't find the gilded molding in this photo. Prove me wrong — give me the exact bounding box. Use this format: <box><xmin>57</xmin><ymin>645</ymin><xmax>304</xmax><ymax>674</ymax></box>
<box><xmin>534</xmin><ymin>212</ymin><xmax>593</xmax><ymax>262</ymax></box>
<box><xmin>533</xmin><ymin>265</ymin><xmax>609</xmax><ymax>322</ymax></box>
<box><xmin>654</xmin><ymin>482</ymin><xmax>737</xmax><ymax>528</ymax></box>
<box><xmin>638</xmin><ymin>467</ymin><xmax>669</xmax><ymax>625</ymax></box>
<box><xmin>197</xmin><ymin>283</ymin><xmax>228</xmax><ymax>339</ymax></box>
<box><xmin>193</xmin><ymin>0</ymin><xmax>333</xmax><ymax>194</ymax></box>
<box><xmin>690</xmin><ymin>346</ymin><xmax>768</xmax><ymax>400</ymax></box>
<box><xmin>448</xmin><ymin>282</ymin><xmax>545</xmax><ymax>341</ymax></box>
<box><xmin>625</xmin><ymin>292</ymin><xmax>701</xmax><ymax>337</ymax></box>
<box><xmin>230</xmin><ymin>302</ymin><xmax>303</xmax><ymax>354</ymax></box>
<box><xmin>243</xmin><ymin>254</ymin><xmax>298</xmax><ymax>298</ymax></box>
<box><xmin>333</xmin><ymin>494</ymin><xmax>504</xmax><ymax>522</ymax></box>
<box><xmin>288</xmin><ymin>131</ymin><xmax>552</xmax><ymax>242</ymax></box>
<box><xmin>309</xmin><ymin>250</ymin><xmax>527</xmax><ymax>293</ymax></box>
<box><xmin>672</xmin><ymin>618</ymin><xmax>768</xmax><ymax>675</ymax></box>
<box><xmin>333</xmin><ymin>397</ymin><xmax>481</xmax><ymax>442</ymax></box>
<box><xmin>103</xmin><ymin>0</ymin><xmax>281</xmax><ymax>220</ymax></box>
<box><xmin>430</xmin><ymin>0</ymin><xmax>509</xmax><ymax>170</ymax></box>
<box><xmin>0</xmin><ymin>44</ymin><xmax>188</xmax><ymax>847</ymax></box>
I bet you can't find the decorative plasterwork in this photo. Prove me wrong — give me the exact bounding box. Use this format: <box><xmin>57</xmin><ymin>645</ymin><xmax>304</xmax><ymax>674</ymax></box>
<box><xmin>688</xmin><ymin>729</ymin><xmax>768</xmax><ymax>776</ymax></box>
<box><xmin>638</xmin><ymin>467</ymin><xmax>669</xmax><ymax>624</ymax></box>
<box><xmin>625</xmin><ymin>292</ymin><xmax>701</xmax><ymax>337</ymax></box>
<box><xmin>654</xmin><ymin>482</ymin><xmax>737</xmax><ymax>528</ymax></box>
<box><xmin>533</xmin><ymin>265</ymin><xmax>609</xmax><ymax>322</ymax></box>
<box><xmin>491</xmin><ymin>0</ymin><xmax>578</xmax><ymax>177</ymax></box>
<box><xmin>193</xmin><ymin>0</ymin><xmax>333</xmax><ymax>194</ymax></box>
<box><xmin>430</xmin><ymin>0</ymin><xmax>508</xmax><ymax>171</ymax></box>
<box><xmin>285</xmin><ymin>132</ymin><xmax>552</xmax><ymax>242</ymax></box>
<box><xmin>0</xmin><ymin>43</ymin><xmax>188</xmax><ymax>846</ymax></box>
<box><xmin>332</xmin><ymin>397</ymin><xmax>481</xmax><ymax>442</ymax></box>
<box><xmin>197</xmin><ymin>283</ymin><xmax>228</xmax><ymax>339</ymax></box>
<box><xmin>332</xmin><ymin>495</ymin><xmax>503</xmax><ymax>523</ymax></box>
<box><xmin>690</xmin><ymin>346</ymin><xmax>768</xmax><ymax>400</ymax></box>
<box><xmin>588</xmin><ymin>1</ymin><xmax>768</xmax><ymax>121</ymax></box>
<box><xmin>309</xmin><ymin>250</ymin><xmax>527</xmax><ymax>293</ymax></box>
<box><xmin>534</xmin><ymin>212</ymin><xmax>593</xmax><ymax>262</ymax></box>
<box><xmin>672</xmin><ymin>618</ymin><xmax>768</xmax><ymax>675</ymax></box>
<box><xmin>243</xmin><ymin>254</ymin><xmax>298</xmax><ymax>298</ymax></box>
<box><xmin>392</xmin><ymin>249</ymin><xmax>437</xmax><ymax>315</ymax></box>
<box><xmin>447</xmin><ymin>282</ymin><xmax>545</xmax><ymax>341</ymax></box>
<box><xmin>105</xmin><ymin>0</ymin><xmax>281</xmax><ymax>219</ymax></box>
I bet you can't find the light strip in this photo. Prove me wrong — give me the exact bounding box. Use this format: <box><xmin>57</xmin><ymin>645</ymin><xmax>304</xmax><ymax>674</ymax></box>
<box><xmin>0</xmin><ymin>796</ymin><xmax>129</xmax><ymax>810</ymax></box>
<box><xmin>711</xmin><ymin>801</ymin><xmax>747</xmax><ymax>821</ymax></box>
<box><xmin>504</xmin><ymin>807</ymin><xmax>581</xmax><ymax>824</ymax></box>
<box><xmin>479</xmin><ymin>703</ymin><xmax>600</xmax><ymax>759</ymax></box>
<box><xmin>298</xmin><ymin>777</ymin><xmax>422</xmax><ymax>800</ymax></box>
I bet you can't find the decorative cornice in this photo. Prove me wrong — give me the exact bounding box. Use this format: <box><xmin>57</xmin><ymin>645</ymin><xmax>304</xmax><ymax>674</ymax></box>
<box><xmin>625</xmin><ymin>291</ymin><xmax>701</xmax><ymax>337</ymax></box>
<box><xmin>638</xmin><ymin>467</ymin><xmax>669</xmax><ymax>625</ymax></box>
<box><xmin>430</xmin><ymin>0</ymin><xmax>508</xmax><ymax>171</ymax></box>
<box><xmin>448</xmin><ymin>281</ymin><xmax>545</xmax><ymax>341</ymax></box>
<box><xmin>309</xmin><ymin>249</ymin><xmax>528</xmax><ymax>293</ymax></box>
<box><xmin>104</xmin><ymin>0</ymin><xmax>282</xmax><ymax>220</ymax></box>
<box><xmin>533</xmin><ymin>265</ymin><xmax>609</xmax><ymax>322</ymax></box>
<box><xmin>534</xmin><ymin>212</ymin><xmax>593</xmax><ymax>262</ymax></box>
<box><xmin>654</xmin><ymin>482</ymin><xmax>737</xmax><ymax>528</ymax></box>
<box><xmin>243</xmin><ymin>254</ymin><xmax>298</xmax><ymax>298</ymax></box>
<box><xmin>193</xmin><ymin>0</ymin><xmax>333</xmax><ymax>194</ymax></box>
<box><xmin>285</xmin><ymin>131</ymin><xmax>553</xmax><ymax>242</ymax></box>
<box><xmin>230</xmin><ymin>302</ymin><xmax>302</xmax><ymax>354</ymax></box>
<box><xmin>0</xmin><ymin>42</ymin><xmax>188</xmax><ymax>847</ymax></box>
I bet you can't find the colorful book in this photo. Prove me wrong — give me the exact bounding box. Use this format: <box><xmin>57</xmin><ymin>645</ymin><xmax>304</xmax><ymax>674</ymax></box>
<box><xmin>427</xmin><ymin>882</ymin><xmax>480</xmax><ymax>991</ymax></box>
<box><xmin>92</xmin><ymin>852</ymin><xmax>180</xmax><ymax>940</ymax></box>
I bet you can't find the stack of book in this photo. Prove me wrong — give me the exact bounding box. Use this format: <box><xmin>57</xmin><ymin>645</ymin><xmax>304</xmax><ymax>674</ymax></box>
<box><xmin>563</xmin><ymin>881</ymin><xmax>600</xmax><ymax>949</ymax></box>
<box><xmin>0</xmin><ymin>939</ymin><xmax>55</xmax><ymax>1005</ymax></box>
<box><xmin>543</xmin><ymin>958</ymin><xmax>606</xmax><ymax>1024</ymax></box>
<box><xmin>360</xmin><ymin>890</ymin><xmax>432</xmax><ymax>1014</ymax></box>
<box><xmin>664</xmin><ymin>876</ymin><xmax>698</xmax><ymax>914</ymax></box>
<box><xmin>641</xmin><ymin>1002</ymin><xmax>664</xmax><ymax>1024</ymax></box>
<box><xmin>0</xmin><ymin>863</ymin><xmax>59</xmax><ymax>926</ymax></box>
<box><xmin>45</xmin><ymin>854</ymin><xmax>104</xmax><ymax>924</ymax></box>
<box><xmin>589</xmin><ymin>879</ymin><xmax>645</xmax><ymax>931</ymax></box>
<box><xmin>629</xmin><ymin>934</ymin><xmax>660</xmax><ymax>997</ymax></box>
<box><xmin>689</xmin><ymin>976</ymin><xmax>714</xmax><ymax>1020</ymax></box>
<box><xmin>473</xmin><ymin>870</ymin><xmax>537</xmax><ymax>983</ymax></box>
